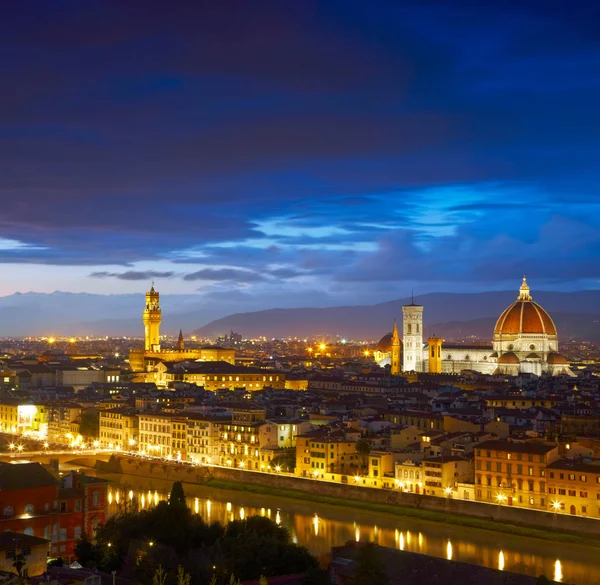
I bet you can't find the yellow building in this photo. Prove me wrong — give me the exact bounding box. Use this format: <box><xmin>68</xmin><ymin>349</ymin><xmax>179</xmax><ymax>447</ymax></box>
<box><xmin>0</xmin><ymin>401</ymin><xmax>48</xmax><ymax>438</ymax></box>
<box><xmin>98</xmin><ymin>407</ymin><xmax>138</xmax><ymax>450</ymax></box>
<box><xmin>546</xmin><ymin>459</ymin><xmax>600</xmax><ymax>517</ymax></box>
<box><xmin>129</xmin><ymin>284</ymin><xmax>236</xmax><ymax>374</ymax></box>
<box><xmin>150</xmin><ymin>360</ymin><xmax>285</xmax><ymax>391</ymax></box>
<box><xmin>421</xmin><ymin>455</ymin><xmax>472</xmax><ymax>497</ymax></box>
<box><xmin>138</xmin><ymin>413</ymin><xmax>173</xmax><ymax>457</ymax></box>
<box><xmin>295</xmin><ymin>435</ymin><xmax>362</xmax><ymax>479</ymax></box>
<box><xmin>217</xmin><ymin>407</ymin><xmax>265</xmax><ymax>470</ymax></box>
<box><xmin>427</xmin><ymin>337</ymin><xmax>443</xmax><ymax>374</ymax></box>
<box><xmin>474</xmin><ymin>440</ymin><xmax>559</xmax><ymax>509</ymax></box>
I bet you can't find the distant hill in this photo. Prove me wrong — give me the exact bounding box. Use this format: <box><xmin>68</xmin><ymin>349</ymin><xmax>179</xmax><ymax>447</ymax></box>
<box><xmin>1</xmin><ymin>289</ymin><xmax>599</xmax><ymax>340</ymax></box>
<box><xmin>193</xmin><ymin>290</ymin><xmax>600</xmax><ymax>340</ymax></box>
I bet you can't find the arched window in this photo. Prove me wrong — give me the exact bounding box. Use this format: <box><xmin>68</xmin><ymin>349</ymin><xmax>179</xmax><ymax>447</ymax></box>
<box><xmin>92</xmin><ymin>490</ymin><xmax>100</xmax><ymax>507</ymax></box>
<box><xmin>24</xmin><ymin>504</ymin><xmax>34</xmax><ymax>514</ymax></box>
<box><xmin>3</xmin><ymin>506</ymin><xmax>13</xmax><ymax>516</ymax></box>
<box><xmin>465</xmin><ymin>355</ymin><xmax>470</xmax><ymax>361</ymax></box>
<box><xmin>24</xmin><ymin>527</ymin><xmax>34</xmax><ymax>536</ymax></box>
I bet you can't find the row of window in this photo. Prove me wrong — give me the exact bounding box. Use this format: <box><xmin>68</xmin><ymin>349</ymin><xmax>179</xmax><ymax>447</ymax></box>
<box><xmin>477</xmin><ymin>450</ymin><xmax>541</xmax><ymax>462</ymax></box>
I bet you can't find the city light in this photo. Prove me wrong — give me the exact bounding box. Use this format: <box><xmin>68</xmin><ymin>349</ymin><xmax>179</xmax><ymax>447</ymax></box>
<box><xmin>552</xmin><ymin>501</ymin><xmax>561</xmax><ymax>511</ymax></box>
<box><xmin>444</xmin><ymin>487</ymin><xmax>453</xmax><ymax>496</ymax></box>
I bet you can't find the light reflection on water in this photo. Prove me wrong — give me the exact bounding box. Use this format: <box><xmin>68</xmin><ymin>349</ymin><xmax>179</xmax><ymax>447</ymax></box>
<box><xmin>102</xmin><ymin>474</ymin><xmax>599</xmax><ymax>585</ymax></box>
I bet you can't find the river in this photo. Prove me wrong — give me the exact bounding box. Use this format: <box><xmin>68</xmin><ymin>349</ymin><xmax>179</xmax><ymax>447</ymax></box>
<box><xmin>94</xmin><ymin>471</ymin><xmax>600</xmax><ymax>585</ymax></box>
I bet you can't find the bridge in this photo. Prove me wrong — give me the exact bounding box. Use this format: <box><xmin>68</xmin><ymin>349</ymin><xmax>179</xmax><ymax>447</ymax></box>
<box><xmin>0</xmin><ymin>449</ymin><xmax>112</xmax><ymax>469</ymax></box>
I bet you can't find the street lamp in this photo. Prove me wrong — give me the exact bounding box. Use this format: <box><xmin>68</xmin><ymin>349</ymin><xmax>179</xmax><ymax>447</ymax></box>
<box><xmin>445</xmin><ymin>487</ymin><xmax>453</xmax><ymax>497</ymax></box>
<box><xmin>8</xmin><ymin>443</ymin><xmax>15</xmax><ymax>451</ymax></box>
<box><xmin>312</xmin><ymin>470</ymin><xmax>319</xmax><ymax>479</ymax></box>
<box><xmin>17</xmin><ymin>444</ymin><xmax>23</xmax><ymax>452</ymax></box>
<box><xmin>354</xmin><ymin>475</ymin><xmax>361</xmax><ymax>483</ymax></box>
<box><xmin>552</xmin><ymin>501</ymin><xmax>561</xmax><ymax>513</ymax></box>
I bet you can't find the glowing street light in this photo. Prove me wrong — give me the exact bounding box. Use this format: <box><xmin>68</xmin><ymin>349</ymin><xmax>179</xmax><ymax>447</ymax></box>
<box><xmin>8</xmin><ymin>443</ymin><xmax>15</xmax><ymax>451</ymax></box>
<box><xmin>43</xmin><ymin>442</ymin><xmax>49</xmax><ymax>449</ymax></box>
<box><xmin>354</xmin><ymin>475</ymin><xmax>361</xmax><ymax>483</ymax></box>
<box><xmin>312</xmin><ymin>470</ymin><xmax>319</xmax><ymax>478</ymax></box>
<box><xmin>496</xmin><ymin>493</ymin><xmax>506</xmax><ymax>505</ymax></box>
<box><xmin>93</xmin><ymin>440</ymin><xmax>100</xmax><ymax>448</ymax></box>
<box><xmin>364</xmin><ymin>350</ymin><xmax>370</xmax><ymax>357</ymax></box>
<box><xmin>552</xmin><ymin>501</ymin><xmax>561</xmax><ymax>512</ymax></box>
<box><xmin>444</xmin><ymin>487</ymin><xmax>453</xmax><ymax>497</ymax></box>
<box><xmin>275</xmin><ymin>465</ymin><xmax>281</xmax><ymax>472</ymax></box>
<box><xmin>17</xmin><ymin>444</ymin><xmax>23</xmax><ymax>452</ymax></box>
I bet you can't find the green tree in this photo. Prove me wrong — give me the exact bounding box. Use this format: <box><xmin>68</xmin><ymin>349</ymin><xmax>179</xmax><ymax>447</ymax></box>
<box><xmin>177</xmin><ymin>565</ymin><xmax>191</xmax><ymax>585</ymax></box>
<box><xmin>349</xmin><ymin>543</ymin><xmax>388</xmax><ymax>585</ymax></box>
<box><xmin>79</xmin><ymin>410</ymin><xmax>99</xmax><ymax>440</ymax></box>
<box><xmin>153</xmin><ymin>565</ymin><xmax>167</xmax><ymax>585</ymax></box>
<box><xmin>169</xmin><ymin>481</ymin><xmax>187</xmax><ymax>509</ymax></box>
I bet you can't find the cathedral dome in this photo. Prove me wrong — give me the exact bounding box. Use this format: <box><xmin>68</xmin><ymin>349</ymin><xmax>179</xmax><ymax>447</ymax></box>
<box><xmin>547</xmin><ymin>352</ymin><xmax>568</xmax><ymax>365</ymax></box>
<box><xmin>497</xmin><ymin>351</ymin><xmax>520</xmax><ymax>364</ymax></box>
<box><xmin>494</xmin><ymin>277</ymin><xmax>557</xmax><ymax>337</ymax></box>
<box><xmin>376</xmin><ymin>333</ymin><xmax>393</xmax><ymax>352</ymax></box>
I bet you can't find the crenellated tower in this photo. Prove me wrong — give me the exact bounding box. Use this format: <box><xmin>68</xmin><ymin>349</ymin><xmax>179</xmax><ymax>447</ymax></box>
<box><xmin>402</xmin><ymin>300</ymin><xmax>423</xmax><ymax>372</ymax></box>
<box><xmin>143</xmin><ymin>283</ymin><xmax>162</xmax><ymax>351</ymax></box>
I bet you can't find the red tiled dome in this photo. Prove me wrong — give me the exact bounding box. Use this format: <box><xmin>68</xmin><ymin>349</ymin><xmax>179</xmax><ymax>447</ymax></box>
<box><xmin>497</xmin><ymin>351</ymin><xmax>520</xmax><ymax>364</ymax></box>
<box><xmin>376</xmin><ymin>333</ymin><xmax>393</xmax><ymax>352</ymax></box>
<box><xmin>494</xmin><ymin>278</ymin><xmax>557</xmax><ymax>337</ymax></box>
<box><xmin>547</xmin><ymin>352</ymin><xmax>568</xmax><ymax>365</ymax></box>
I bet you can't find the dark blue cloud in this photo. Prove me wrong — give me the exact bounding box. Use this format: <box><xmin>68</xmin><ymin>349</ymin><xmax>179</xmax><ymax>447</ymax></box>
<box><xmin>0</xmin><ymin>0</ymin><xmax>599</xmax><ymax>301</ymax></box>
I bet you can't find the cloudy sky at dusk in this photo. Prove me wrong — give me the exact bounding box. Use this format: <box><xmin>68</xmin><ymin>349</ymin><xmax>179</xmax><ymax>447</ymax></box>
<box><xmin>1</xmin><ymin>1</ymin><xmax>599</xmax><ymax>311</ymax></box>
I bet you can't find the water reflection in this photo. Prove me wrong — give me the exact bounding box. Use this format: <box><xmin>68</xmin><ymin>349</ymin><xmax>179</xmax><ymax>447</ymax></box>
<box><xmin>555</xmin><ymin>559</ymin><xmax>563</xmax><ymax>583</ymax></box>
<box><xmin>104</xmin><ymin>480</ymin><xmax>595</xmax><ymax>585</ymax></box>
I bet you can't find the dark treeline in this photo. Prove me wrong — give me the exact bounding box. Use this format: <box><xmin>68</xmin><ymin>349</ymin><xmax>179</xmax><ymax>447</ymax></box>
<box><xmin>75</xmin><ymin>482</ymin><xmax>328</xmax><ymax>585</ymax></box>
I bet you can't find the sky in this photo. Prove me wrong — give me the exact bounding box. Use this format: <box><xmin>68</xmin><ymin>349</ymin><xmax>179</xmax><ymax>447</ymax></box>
<box><xmin>1</xmin><ymin>0</ymin><xmax>599</xmax><ymax>312</ymax></box>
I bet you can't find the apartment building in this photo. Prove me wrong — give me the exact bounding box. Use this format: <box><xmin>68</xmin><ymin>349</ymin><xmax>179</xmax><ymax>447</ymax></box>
<box><xmin>546</xmin><ymin>458</ymin><xmax>600</xmax><ymax>517</ymax></box>
<box><xmin>98</xmin><ymin>407</ymin><xmax>138</xmax><ymax>450</ymax></box>
<box><xmin>295</xmin><ymin>434</ymin><xmax>362</xmax><ymax>479</ymax></box>
<box><xmin>421</xmin><ymin>455</ymin><xmax>472</xmax><ymax>497</ymax></box>
<box><xmin>259</xmin><ymin>418</ymin><xmax>311</xmax><ymax>449</ymax></box>
<box><xmin>138</xmin><ymin>413</ymin><xmax>173</xmax><ymax>456</ymax></box>
<box><xmin>47</xmin><ymin>404</ymin><xmax>82</xmax><ymax>443</ymax></box>
<box><xmin>474</xmin><ymin>440</ymin><xmax>559</xmax><ymax>509</ymax></box>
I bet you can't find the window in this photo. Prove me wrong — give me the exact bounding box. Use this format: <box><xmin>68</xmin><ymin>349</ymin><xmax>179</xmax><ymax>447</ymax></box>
<box><xmin>23</xmin><ymin>527</ymin><xmax>34</xmax><ymax>536</ymax></box>
<box><xmin>581</xmin><ymin>475</ymin><xmax>587</xmax><ymax>482</ymax></box>
<box><xmin>529</xmin><ymin>496</ymin><xmax>534</xmax><ymax>505</ymax></box>
<box><xmin>24</xmin><ymin>504</ymin><xmax>34</xmax><ymax>514</ymax></box>
<box><xmin>3</xmin><ymin>506</ymin><xmax>13</xmax><ymax>516</ymax></box>
<box><xmin>581</xmin><ymin>492</ymin><xmax>588</xmax><ymax>498</ymax></box>
<box><xmin>74</xmin><ymin>526</ymin><xmax>82</xmax><ymax>540</ymax></box>
<box><xmin>75</xmin><ymin>500</ymin><xmax>81</xmax><ymax>512</ymax></box>
<box><xmin>528</xmin><ymin>467</ymin><xmax>534</xmax><ymax>476</ymax></box>
<box><xmin>92</xmin><ymin>491</ymin><xmax>100</xmax><ymax>507</ymax></box>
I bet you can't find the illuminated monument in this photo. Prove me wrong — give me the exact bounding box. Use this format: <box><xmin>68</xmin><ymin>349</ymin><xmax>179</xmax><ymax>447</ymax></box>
<box><xmin>374</xmin><ymin>278</ymin><xmax>573</xmax><ymax>376</ymax></box>
<box><xmin>129</xmin><ymin>284</ymin><xmax>235</xmax><ymax>373</ymax></box>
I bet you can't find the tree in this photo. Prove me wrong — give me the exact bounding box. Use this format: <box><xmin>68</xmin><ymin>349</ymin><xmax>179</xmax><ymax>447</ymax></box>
<box><xmin>79</xmin><ymin>410</ymin><xmax>99</xmax><ymax>440</ymax></box>
<box><xmin>153</xmin><ymin>565</ymin><xmax>167</xmax><ymax>585</ymax></box>
<box><xmin>177</xmin><ymin>565</ymin><xmax>191</xmax><ymax>585</ymax></box>
<box><xmin>169</xmin><ymin>481</ymin><xmax>187</xmax><ymax>509</ymax></box>
<box><xmin>349</xmin><ymin>543</ymin><xmax>388</xmax><ymax>585</ymax></box>
<box><xmin>355</xmin><ymin>439</ymin><xmax>371</xmax><ymax>457</ymax></box>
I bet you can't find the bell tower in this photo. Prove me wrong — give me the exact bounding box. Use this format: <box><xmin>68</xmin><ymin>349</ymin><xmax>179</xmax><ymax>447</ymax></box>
<box><xmin>390</xmin><ymin>320</ymin><xmax>401</xmax><ymax>376</ymax></box>
<box><xmin>402</xmin><ymin>299</ymin><xmax>423</xmax><ymax>372</ymax></box>
<box><xmin>143</xmin><ymin>283</ymin><xmax>161</xmax><ymax>351</ymax></box>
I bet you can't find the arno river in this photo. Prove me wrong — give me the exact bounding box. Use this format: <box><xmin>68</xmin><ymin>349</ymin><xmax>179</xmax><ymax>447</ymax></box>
<box><xmin>97</xmin><ymin>472</ymin><xmax>600</xmax><ymax>585</ymax></box>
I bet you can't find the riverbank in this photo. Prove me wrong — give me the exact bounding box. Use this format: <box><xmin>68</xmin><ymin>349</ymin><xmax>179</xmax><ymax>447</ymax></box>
<box><xmin>205</xmin><ymin>477</ymin><xmax>595</xmax><ymax>547</ymax></box>
<box><xmin>100</xmin><ymin>455</ymin><xmax>600</xmax><ymax>545</ymax></box>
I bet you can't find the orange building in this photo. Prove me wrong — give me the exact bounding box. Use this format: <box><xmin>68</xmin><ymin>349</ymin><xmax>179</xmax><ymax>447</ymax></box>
<box><xmin>474</xmin><ymin>440</ymin><xmax>559</xmax><ymax>509</ymax></box>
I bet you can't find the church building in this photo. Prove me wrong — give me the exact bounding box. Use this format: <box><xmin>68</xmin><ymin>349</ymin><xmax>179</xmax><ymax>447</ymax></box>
<box><xmin>374</xmin><ymin>278</ymin><xmax>573</xmax><ymax>377</ymax></box>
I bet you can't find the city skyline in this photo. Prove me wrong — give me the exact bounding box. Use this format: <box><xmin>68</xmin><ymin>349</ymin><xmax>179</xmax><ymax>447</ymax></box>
<box><xmin>1</xmin><ymin>1</ymin><xmax>599</xmax><ymax>315</ymax></box>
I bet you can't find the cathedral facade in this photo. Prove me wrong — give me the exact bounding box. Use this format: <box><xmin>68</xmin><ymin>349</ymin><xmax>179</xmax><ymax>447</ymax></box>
<box><xmin>129</xmin><ymin>285</ymin><xmax>235</xmax><ymax>373</ymax></box>
<box><xmin>374</xmin><ymin>278</ymin><xmax>573</xmax><ymax>377</ymax></box>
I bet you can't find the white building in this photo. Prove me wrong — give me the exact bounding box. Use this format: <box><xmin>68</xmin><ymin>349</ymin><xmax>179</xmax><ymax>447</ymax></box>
<box><xmin>375</xmin><ymin>278</ymin><xmax>573</xmax><ymax>376</ymax></box>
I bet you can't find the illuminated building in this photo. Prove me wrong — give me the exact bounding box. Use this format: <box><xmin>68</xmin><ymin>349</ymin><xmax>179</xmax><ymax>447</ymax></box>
<box><xmin>374</xmin><ymin>278</ymin><xmax>573</xmax><ymax>376</ymax></box>
<box><xmin>150</xmin><ymin>360</ymin><xmax>286</xmax><ymax>391</ymax></box>
<box><xmin>390</xmin><ymin>320</ymin><xmax>401</xmax><ymax>376</ymax></box>
<box><xmin>546</xmin><ymin>458</ymin><xmax>600</xmax><ymax>517</ymax></box>
<box><xmin>402</xmin><ymin>301</ymin><xmax>424</xmax><ymax>372</ymax></box>
<box><xmin>98</xmin><ymin>407</ymin><xmax>138</xmax><ymax>450</ymax></box>
<box><xmin>138</xmin><ymin>413</ymin><xmax>173</xmax><ymax>457</ymax></box>
<box><xmin>129</xmin><ymin>284</ymin><xmax>236</xmax><ymax>375</ymax></box>
<box><xmin>474</xmin><ymin>440</ymin><xmax>560</xmax><ymax>509</ymax></box>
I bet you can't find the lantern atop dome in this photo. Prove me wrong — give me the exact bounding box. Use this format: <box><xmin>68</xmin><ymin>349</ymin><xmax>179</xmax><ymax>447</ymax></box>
<box><xmin>517</xmin><ymin>276</ymin><xmax>532</xmax><ymax>301</ymax></box>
